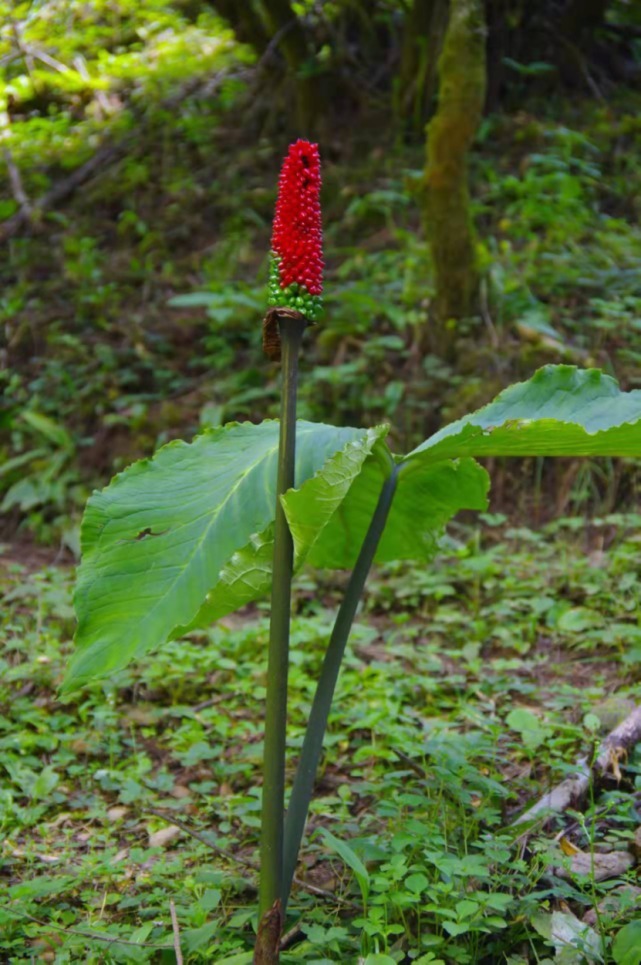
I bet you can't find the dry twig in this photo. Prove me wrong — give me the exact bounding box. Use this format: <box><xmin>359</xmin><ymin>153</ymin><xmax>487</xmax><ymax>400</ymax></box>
<box><xmin>143</xmin><ymin>807</ymin><xmax>359</xmax><ymax>908</ymax></box>
<box><xmin>143</xmin><ymin>806</ymin><xmax>255</xmax><ymax>870</ymax></box>
<box><xmin>3</xmin><ymin>148</ymin><xmax>31</xmax><ymax>217</ymax></box>
<box><xmin>4</xmin><ymin>910</ymin><xmax>172</xmax><ymax>949</ymax></box>
<box><xmin>0</xmin><ymin>69</ymin><xmax>248</xmax><ymax>245</ymax></box>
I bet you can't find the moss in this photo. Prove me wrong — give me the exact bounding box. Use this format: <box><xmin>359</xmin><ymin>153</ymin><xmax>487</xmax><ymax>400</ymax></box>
<box><xmin>423</xmin><ymin>0</ymin><xmax>486</xmax><ymax>349</ymax></box>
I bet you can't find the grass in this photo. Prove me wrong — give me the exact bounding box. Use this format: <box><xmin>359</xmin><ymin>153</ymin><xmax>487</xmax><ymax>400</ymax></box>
<box><xmin>1</xmin><ymin>514</ymin><xmax>640</xmax><ymax>962</ymax></box>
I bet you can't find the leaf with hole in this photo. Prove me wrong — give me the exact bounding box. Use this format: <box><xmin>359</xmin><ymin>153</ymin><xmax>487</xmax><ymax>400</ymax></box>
<box><xmin>65</xmin><ymin>421</ymin><xmax>380</xmax><ymax>689</ymax></box>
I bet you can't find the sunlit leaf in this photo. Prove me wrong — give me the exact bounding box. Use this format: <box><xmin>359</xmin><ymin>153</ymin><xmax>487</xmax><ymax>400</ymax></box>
<box><xmin>407</xmin><ymin>366</ymin><xmax>641</xmax><ymax>464</ymax></box>
<box><xmin>297</xmin><ymin>455</ymin><xmax>489</xmax><ymax>568</ymax></box>
<box><xmin>179</xmin><ymin>425</ymin><xmax>389</xmax><ymax>633</ymax></box>
<box><xmin>65</xmin><ymin>421</ymin><xmax>373</xmax><ymax>689</ymax></box>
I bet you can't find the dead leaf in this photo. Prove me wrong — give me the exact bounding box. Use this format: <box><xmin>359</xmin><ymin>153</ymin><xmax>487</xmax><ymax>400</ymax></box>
<box><xmin>608</xmin><ymin>746</ymin><xmax>627</xmax><ymax>783</ymax></box>
<box><xmin>559</xmin><ymin>836</ymin><xmax>581</xmax><ymax>856</ymax></box>
<box><xmin>46</xmin><ymin>812</ymin><xmax>73</xmax><ymax>829</ymax></box>
<box><xmin>148</xmin><ymin>825</ymin><xmax>182</xmax><ymax>848</ymax></box>
<box><xmin>106</xmin><ymin>806</ymin><xmax>128</xmax><ymax>821</ymax></box>
<box><xmin>120</xmin><ymin>706</ymin><xmax>156</xmax><ymax>726</ymax></box>
<box><xmin>170</xmin><ymin>785</ymin><xmax>191</xmax><ymax>799</ymax></box>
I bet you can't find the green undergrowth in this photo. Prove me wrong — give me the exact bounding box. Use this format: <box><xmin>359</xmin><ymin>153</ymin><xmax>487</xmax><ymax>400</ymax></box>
<box><xmin>1</xmin><ymin>516</ymin><xmax>640</xmax><ymax>962</ymax></box>
<box><xmin>2</xmin><ymin>5</ymin><xmax>641</xmax><ymax>541</ymax></box>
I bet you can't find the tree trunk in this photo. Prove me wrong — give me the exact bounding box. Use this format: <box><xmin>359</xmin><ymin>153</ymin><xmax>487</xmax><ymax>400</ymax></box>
<box><xmin>397</xmin><ymin>0</ymin><xmax>449</xmax><ymax>133</ymax></box>
<box><xmin>257</xmin><ymin>0</ymin><xmax>319</xmax><ymax>132</ymax></box>
<box><xmin>560</xmin><ymin>0</ymin><xmax>609</xmax><ymax>39</ymax></box>
<box><xmin>557</xmin><ymin>0</ymin><xmax>610</xmax><ymax>89</ymax></box>
<box><xmin>211</xmin><ymin>0</ymin><xmax>319</xmax><ymax>131</ymax></box>
<box><xmin>422</xmin><ymin>0</ymin><xmax>486</xmax><ymax>356</ymax></box>
<box><xmin>212</xmin><ymin>1</ymin><xmax>271</xmax><ymax>55</ymax></box>
<box><xmin>483</xmin><ymin>0</ymin><xmax>513</xmax><ymax>112</ymax></box>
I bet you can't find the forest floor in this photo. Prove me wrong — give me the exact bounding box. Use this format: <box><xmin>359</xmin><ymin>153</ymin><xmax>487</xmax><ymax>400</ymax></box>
<box><xmin>2</xmin><ymin>11</ymin><xmax>641</xmax><ymax>963</ymax></box>
<box><xmin>2</xmin><ymin>516</ymin><xmax>640</xmax><ymax>963</ymax></box>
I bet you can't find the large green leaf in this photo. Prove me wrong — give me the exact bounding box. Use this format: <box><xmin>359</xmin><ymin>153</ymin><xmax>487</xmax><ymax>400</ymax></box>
<box><xmin>176</xmin><ymin>425</ymin><xmax>389</xmax><ymax>635</ymax></box>
<box><xmin>285</xmin><ymin>366</ymin><xmax>641</xmax><ymax>570</ymax></box>
<box><xmin>65</xmin><ymin>421</ymin><xmax>375</xmax><ymax>689</ymax></box>
<box><xmin>407</xmin><ymin>366</ymin><xmax>641</xmax><ymax>464</ymax></box>
<box><xmin>285</xmin><ymin>454</ymin><xmax>489</xmax><ymax>569</ymax></box>
<box><xmin>66</xmin><ymin>365</ymin><xmax>641</xmax><ymax>690</ymax></box>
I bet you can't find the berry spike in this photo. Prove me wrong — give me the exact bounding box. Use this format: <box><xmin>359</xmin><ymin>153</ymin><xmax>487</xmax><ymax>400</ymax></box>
<box><xmin>268</xmin><ymin>139</ymin><xmax>323</xmax><ymax>323</ymax></box>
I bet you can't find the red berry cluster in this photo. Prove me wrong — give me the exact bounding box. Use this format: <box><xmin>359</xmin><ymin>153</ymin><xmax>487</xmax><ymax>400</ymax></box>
<box><xmin>271</xmin><ymin>139</ymin><xmax>323</xmax><ymax>296</ymax></box>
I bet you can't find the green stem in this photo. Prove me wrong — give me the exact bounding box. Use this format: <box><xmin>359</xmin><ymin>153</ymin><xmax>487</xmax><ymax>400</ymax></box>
<box><xmin>259</xmin><ymin>315</ymin><xmax>306</xmax><ymax>918</ymax></box>
<box><xmin>282</xmin><ymin>461</ymin><xmax>399</xmax><ymax>910</ymax></box>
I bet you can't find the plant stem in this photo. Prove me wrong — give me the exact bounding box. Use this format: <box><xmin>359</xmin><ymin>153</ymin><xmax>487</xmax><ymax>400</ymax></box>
<box><xmin>259</xmin><ymin>314</ymin><xmax>306</xmax><ymax>920</ymax></box>
<box><xmin>282</xmin><ymin>462</ymin><xmax>399</xmax><ymax>910</ymax></box>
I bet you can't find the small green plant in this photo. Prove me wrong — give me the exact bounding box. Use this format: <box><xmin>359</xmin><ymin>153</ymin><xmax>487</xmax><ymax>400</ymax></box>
<box><xmin>0</xmin><ymin>408</ymin><xmax>83</xmax><ymax>546</ymax></box>
<box><xmin>63</xmin><ymin>142</ymin><xmax>641</xmax><ymax>963</ymax></box>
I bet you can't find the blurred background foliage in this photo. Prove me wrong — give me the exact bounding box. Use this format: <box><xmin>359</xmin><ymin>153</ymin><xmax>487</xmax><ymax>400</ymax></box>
<box><xmin>1</xmin><ymin>0</ymin><xmax>641</xmax><ymax>548</ymax></box>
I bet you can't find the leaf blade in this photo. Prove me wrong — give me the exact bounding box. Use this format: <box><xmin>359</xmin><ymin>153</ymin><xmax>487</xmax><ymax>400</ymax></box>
<box><xmin>66</xmin><ymin>420</ymin><xmax>369</xmax><ymax>689</ymax></box>
<box><xmin>407</xmin><ymin>366</ymin><xmax>641</xmax><ymax>463</ymax></box>
<box><xmin>179</xmin><ymin>425</ymin><xmax>390</xmax><ymax>633</ymax></box>
<box><xmin>304</xmin><ymin>455</ymin><xmax>489</xmax><ymax>568</ymax></box>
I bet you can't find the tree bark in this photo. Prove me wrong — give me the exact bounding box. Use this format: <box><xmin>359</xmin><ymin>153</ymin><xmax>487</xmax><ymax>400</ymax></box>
<box><xmin>560</xmin><ymin>0</ymin><xmax>609</xmax><ymax>40</ymax></box>
<box><xmin>209</xmin><ymin>0</ymin><xmax>318</xmax><ymax>131</ymax></box>
<box><xmin>422</xmin><ymin>0</ymin><xmax>486</xmax><ymax>356</ymax></box>
<box><xmin>211</xmin><ymin>1</ymin><xmax>271</xmax><ymax>55</ymax></box>
<box><xmin>257</xmin><ymin>0</ymin><xmax>319</xmax><ymax>131</ymax></box>
<box><xmin>397</xmin><ymin>0</ymin><xmax>449</xmax><ymax>133</ymax></box>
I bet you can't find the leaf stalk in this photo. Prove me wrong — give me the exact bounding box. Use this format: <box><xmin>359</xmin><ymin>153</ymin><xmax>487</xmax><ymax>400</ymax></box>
<box><xmin>282</xmin><ymin>461</ymin><xmax>399</xmax><ymax>910</ymax></box>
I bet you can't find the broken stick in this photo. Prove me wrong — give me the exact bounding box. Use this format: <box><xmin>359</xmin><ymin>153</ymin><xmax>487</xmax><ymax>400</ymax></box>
<box><xmin>513</xmin><ymin>702</ymin><xmax>641</xmax><ymax>828</ymax></box>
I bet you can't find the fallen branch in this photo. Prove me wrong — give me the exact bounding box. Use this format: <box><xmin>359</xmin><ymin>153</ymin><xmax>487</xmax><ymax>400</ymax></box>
<box><xmin>513</xmin><ymin>703</ymin><xmax>641</xmax><ymax>829</ymax></box>
<box><xmin>2</xmin><ymin>146</ymin><xmax>32</xmax><ymax>219</ymax></box>
<box><xmin>0</xmin><ymin>140</ymin><xmax>121</xmax><ymax>243</ymax></box>
<box><xmin>3</xmin><ymin>910</ymin><xmax>173</xmax><ymax>949</ymax></box>
<box><xmin>143</xmin><ymin>806</ymin><xmax>358</xmax><ymax>909</ymax></box>
<box><xmin>0</xmin><ymin>68</ymin><xmax>247</xmax><ymax>245</ymax></box>
<box><xmin>279</xmin><ymin>921</ymin><xmax>304</xmax><ymax>950</ymax></box>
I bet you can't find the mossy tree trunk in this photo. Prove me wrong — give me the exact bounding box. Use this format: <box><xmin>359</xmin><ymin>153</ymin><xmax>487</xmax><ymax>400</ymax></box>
<box><xmin>397</xmin><ymin>0</ymin><xmax>449</xmax><ymax>133</ymax></box>
<box><xmin>422</xmin><ymin>0</ymin><xmax>486</xmax><ymax>356</ymax></box>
